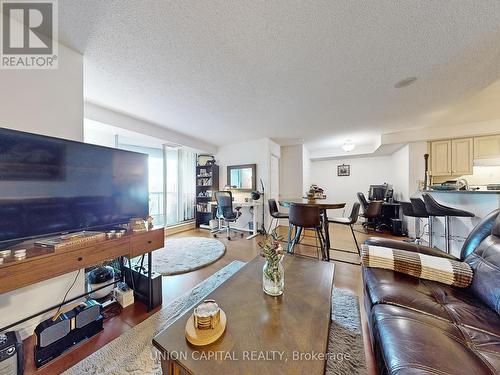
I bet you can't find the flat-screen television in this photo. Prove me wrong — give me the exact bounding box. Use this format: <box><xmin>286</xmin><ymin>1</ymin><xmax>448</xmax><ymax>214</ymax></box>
<box><xmin>0</xmin><ymin>127</ymin><xmax>149</xmax><ymax>246</ymax></box>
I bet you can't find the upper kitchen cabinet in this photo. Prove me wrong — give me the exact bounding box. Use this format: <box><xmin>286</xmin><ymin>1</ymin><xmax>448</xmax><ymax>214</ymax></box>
<box><xmin>430</xmin><ymin>138</ymin><xmax>473</xmax><ymax>176</ymax></box>
<box><xmin>431</xmin><ymin>140</ymin><xmax>452</xmax><ymax>176</ymax></box>
<box><xmin>451</xmin><ymin>138</ymin><xmax>473</xmax><ymax>175</ymax></box>
<box><xmin>474</xmin><ymin>134</ymin><xmax>500</xmax><ymax>159</ymax></box>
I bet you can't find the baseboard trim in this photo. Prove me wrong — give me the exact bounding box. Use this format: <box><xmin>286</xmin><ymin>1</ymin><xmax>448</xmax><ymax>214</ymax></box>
<box><xmin>166</xmin><ymin>221</ymin><xmax>195</xmax><ymax>236</ymax></box>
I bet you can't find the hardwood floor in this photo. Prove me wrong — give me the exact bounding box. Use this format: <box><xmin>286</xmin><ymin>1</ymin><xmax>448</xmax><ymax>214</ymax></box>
<box><xmin>24</xmin><ymin>223</ymin><xmax>405</xmax><ymax>375</ymax></box>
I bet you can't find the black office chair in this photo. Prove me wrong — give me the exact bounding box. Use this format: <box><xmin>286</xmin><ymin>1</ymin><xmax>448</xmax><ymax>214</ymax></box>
<box><xmin>361</xmin><ymin>200</ymin><xmax>383</xmax><ymax>231</ymax></box>
<box><xmin>212</xmin><ymin>191</ymin><xmax>244</xmax><ymax>240</ymax></box>
<box><xmin>357</xmin><ymin>192</ymin><xmax>369</xmax><ymax>212</ymax></box>
<box><xmin>328</xmin><ymin>203</ymin><xmax>361</xmax><ymax>265</ymax></box>
<box><xmin>268</xmin><ymin>199</ymin><xmax>288</xmax><ymax>234</ymax></box>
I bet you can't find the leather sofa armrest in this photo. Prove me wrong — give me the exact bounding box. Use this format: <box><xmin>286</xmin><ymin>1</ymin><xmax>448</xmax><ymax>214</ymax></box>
<box><xmin>364</xmin><ymin>237</ymin><xmax>458</xmax><ymax>260</ymax></box>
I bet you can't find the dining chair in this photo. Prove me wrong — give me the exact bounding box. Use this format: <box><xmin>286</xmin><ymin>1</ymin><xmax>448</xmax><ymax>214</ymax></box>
<box><xmin>328</xmin><ymin>203</ymin><xmax>361</xmax><ymax>264</ymax></box>
<box><xmin>288</xmin><ymin>203</ymin><xmax>325</xmax><ymax>260</ymax></box>
<box><xmin>267</xmin><ymin>199</ymin><xmax>289</xmax><ymax>234</ymax></box>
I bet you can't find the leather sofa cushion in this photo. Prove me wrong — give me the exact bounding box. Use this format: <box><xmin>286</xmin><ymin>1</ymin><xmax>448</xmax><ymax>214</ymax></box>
<box><xmin>363</xmin><ymin>267</ymin><xmax>500</xmax><ymax>336</ymax></box>
<box><xmin>372</xmin><ymin>304</ymin><xmax>500</xmax><ymax>374</ymax></box>
<box><xmin>464</xmin><ymin>232</ymin><xmax>500</xmax><ymax>315</ymax></box>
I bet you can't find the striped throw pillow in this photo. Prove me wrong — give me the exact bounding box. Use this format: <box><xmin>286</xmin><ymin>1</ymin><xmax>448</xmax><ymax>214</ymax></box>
<box><xmin>361</xmin><ymin>245</ymin><xmax>473</xmax><ymax>288</ymax></box>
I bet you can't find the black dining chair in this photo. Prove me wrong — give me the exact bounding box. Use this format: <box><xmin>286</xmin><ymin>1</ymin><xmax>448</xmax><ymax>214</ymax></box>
<box><xmin>328</xmin><ymin>202</ymin><xmax>361</xmax><ymax>256</ymax></box>
<box><xmin>267</xmin><ymin>199</ymin><xmax>289</xmax><ymax>234</ymax></box>
<box><xmin>287</xmin><ymin>203</ymin><xmax>326</xmax><ymax>260</ymax></box>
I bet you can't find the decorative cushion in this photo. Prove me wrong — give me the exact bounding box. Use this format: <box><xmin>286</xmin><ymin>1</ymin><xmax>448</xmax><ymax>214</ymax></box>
<box><xmin>361</xmin><ymin>245</ymin><xmax>473</xmax><ymax>288</ymax></box>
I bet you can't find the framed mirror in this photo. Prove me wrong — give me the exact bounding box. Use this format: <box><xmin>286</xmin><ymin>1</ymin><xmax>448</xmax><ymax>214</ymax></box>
<box><xmin>227</xmin><ymin>164</ymin><xmax>256</xmax><ymax>191</ymax></box>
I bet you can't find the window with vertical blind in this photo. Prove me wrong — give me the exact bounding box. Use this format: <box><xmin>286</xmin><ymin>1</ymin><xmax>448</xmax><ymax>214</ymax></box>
<box><xmin>116</xmin><ymin>141</ymin><xmax>196</xmax><ymax>227</ymax></box>
<box><xmin>164</xmin><ymin>146</ymin><xmax>196</xmax><ymax>225</ymax></box>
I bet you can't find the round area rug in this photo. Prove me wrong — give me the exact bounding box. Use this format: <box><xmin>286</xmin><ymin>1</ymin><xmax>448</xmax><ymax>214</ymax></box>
<box><xmin>153</xmin><ymin>237</ymin><xmax>226</xmax><ymax>276</ymax></box>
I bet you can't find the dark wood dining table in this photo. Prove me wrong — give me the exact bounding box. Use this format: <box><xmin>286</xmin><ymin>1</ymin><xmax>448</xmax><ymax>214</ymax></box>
<box><xmin>279</xmin><ymin>198</ymin><xmax>346</xmax><ymax>261</ymax></box>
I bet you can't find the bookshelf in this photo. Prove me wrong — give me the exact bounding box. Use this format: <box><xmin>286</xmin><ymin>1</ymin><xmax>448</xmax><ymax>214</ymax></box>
<box><xmin>195</xmin><ymin>164</ymin><xmax>219</xmax><ymax>228</ymax></box>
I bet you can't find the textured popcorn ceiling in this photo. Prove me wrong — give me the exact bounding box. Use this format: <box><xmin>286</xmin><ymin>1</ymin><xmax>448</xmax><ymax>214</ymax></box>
<box><xmin>59</xmin><ymin>1</ymin><xmax>500</xmax><ymax>149</ymax></box>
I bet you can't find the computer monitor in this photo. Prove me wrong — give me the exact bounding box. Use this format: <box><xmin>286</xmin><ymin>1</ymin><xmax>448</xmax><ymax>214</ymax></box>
<box><xmin>369</xmin><ymin>184</ymin><xmax>387</xmax><ymax>201</ymax></box>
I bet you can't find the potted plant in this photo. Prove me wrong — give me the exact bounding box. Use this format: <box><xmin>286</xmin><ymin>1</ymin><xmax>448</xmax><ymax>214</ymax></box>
<box><xmin>259</xmin><ymin>230</ymin><xmax>285</xmax><ymax>296</ymax></box>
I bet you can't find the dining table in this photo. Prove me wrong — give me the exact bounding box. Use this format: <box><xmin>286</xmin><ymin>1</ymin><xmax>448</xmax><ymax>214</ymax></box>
<box><xmin>279</xmin><ymin>198</ymin><xmax>346</xmax><ymax>261</ymax></box>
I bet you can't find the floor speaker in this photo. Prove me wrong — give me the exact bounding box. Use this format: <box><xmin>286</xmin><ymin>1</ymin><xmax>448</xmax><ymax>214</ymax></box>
<box><xmin>123</xmin><ymin>264</ymin><xmax>162</xmax><ymax>309</ymax></box>
<box><xmin>0</xmin><ymin>331</ymin><xmax>23</xmax><ymax>375</ymax></box>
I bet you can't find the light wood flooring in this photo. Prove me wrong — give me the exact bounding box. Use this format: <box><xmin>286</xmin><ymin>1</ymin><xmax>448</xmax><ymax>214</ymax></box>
<box><xmin>24</xmin><ymin>223</ymin><xmax>405</xmax><ymax>375</ymax></box>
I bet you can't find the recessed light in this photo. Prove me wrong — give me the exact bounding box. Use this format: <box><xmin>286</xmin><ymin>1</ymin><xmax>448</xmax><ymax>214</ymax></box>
<box><xmin>394</xmin><ymin>77</ymin><xmax>417</xmax><ymax>88</ymax></box>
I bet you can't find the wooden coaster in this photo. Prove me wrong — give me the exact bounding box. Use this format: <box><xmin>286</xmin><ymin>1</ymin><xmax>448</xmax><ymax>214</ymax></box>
<box><xmin>185</xmin><ymin>309</ymin><xmax>226</xmax><ymax>346</ymax></box>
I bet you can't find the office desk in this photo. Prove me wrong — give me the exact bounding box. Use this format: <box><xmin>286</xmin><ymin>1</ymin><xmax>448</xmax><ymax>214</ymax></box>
<box><xmin>208</xmin><ymin>201</ymin><xmax>262</xmax><ymax>239</ymax></box>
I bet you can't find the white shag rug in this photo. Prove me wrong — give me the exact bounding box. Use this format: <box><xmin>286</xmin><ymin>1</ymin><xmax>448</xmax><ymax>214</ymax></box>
<box><xmin>63</xmin><ymin>261</ymin><xmax>366</xmax><ymax>375</ymax></box>
<box><xmin>152</xmin><ymin>237</ymin><xmax>226</xmax><ymax>276</ymax></box>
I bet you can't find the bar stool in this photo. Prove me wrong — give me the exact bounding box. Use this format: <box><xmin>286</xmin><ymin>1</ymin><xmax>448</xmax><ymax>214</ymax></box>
<box><xmin>288</xmin><ymin>203</ymin><xmax>325</xmax><ymax>260</ymax></box>
<box><xmin>267</xmin><ymin>199</ymin><xmax>289</xmax><ymax>234</ymax></box>
<box><xmin>410</xmin><ymin>198</ymin><xmax>430</xmax><ymax>244</ymax></box>
<box><xmin>422</xmin><ymin>193</ymin><xmax>475</xmax><ymax>254</ymax></box>
<box><xmin>400</xmin><ymin>200</ymin><xmax>428</xmax><ymax>244</ymax></box>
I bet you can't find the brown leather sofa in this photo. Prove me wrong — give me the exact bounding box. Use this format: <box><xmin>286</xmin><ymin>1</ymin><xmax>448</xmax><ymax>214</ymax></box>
<box><xmin>363</xmin><ymin>209</ymin><xmax>500</xmax><ymax>375</ymax></box>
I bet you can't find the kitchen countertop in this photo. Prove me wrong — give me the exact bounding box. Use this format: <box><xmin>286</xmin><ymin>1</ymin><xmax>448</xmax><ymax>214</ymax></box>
<box><xmin>421</xmin><ymin>189</ymin><xmax>500</xmax><ymax>194</ymax></box>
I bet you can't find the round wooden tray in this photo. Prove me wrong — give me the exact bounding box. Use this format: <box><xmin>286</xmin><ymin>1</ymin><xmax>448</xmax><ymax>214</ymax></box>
<box><xmin>185</xmin><ymin>309</ymin><xmax>227</xmax><ymax>346</ymax></box>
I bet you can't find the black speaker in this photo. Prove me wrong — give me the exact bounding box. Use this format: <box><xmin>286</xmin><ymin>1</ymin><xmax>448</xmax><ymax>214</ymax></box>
<box><xmin>0</xmin><ymin>331</ymin><xmax>23</xmax><ymax>375</ymax></box>
<box><xmin>123</xmin><ymin>264</ymin><xmax>162</xmax><ymax>309</ymax></box>
<box><xmin>391</xmin><ymin>219</ymin><xmax>404</xmax><ymax>236</ymax></box>
<box><xmin>34</xmin><ymin>300</ymin><xmax>103</xmax><ymax>367</ymax></box>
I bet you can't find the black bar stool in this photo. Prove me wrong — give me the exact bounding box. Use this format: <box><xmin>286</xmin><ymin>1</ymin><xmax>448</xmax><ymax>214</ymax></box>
<box><xmin>401</xmin><ymin>200</ymin><xmax>428</xmax><ymax>244</ymax></box>
<box><xmin>422</xmin><ymin>193</ymin><xmax>474</xmax><ymax>254</ymax></box>
<box><xmin>267</xmin><ymin>199</ymin><xmax>289</xmax><ymax>234</ymax></box>
<box><xmin>410</xmin><ymin>198</ymin><xmax>430</xmax><ymax>244</ymax></box>
<box><xmin>288</xmin><ymin>203</ymin><xmax>325</xmax><ymax>260</ymax></box>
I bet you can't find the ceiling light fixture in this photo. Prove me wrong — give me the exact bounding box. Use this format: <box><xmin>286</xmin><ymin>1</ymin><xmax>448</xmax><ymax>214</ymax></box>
<box><xmin>394</xmin><ymin>76</ymin><xmax>417</xmax><ymax>88</ymax></box>
<box><xmin>342</xmin><ymin>140</ymin><xmax>355</xmax><ymax>152</ymax></box>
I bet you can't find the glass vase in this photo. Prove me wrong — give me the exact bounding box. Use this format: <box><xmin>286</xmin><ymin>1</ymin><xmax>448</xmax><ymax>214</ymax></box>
<box><xmin>262</xmin><ymin>258</ymin><xmax>284</xmax><ymax>296</ymax></box>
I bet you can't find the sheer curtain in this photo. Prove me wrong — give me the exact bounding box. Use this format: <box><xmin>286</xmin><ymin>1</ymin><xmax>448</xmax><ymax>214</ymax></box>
<box><xmin>177</xmin><ymin>148</ymin><xmax>196</xmax><ymax>222</ymax></box>
<box><xmin>164</xmin><ymin>145</ymin><xmax>196</xmax><ymax>225</ymax></box>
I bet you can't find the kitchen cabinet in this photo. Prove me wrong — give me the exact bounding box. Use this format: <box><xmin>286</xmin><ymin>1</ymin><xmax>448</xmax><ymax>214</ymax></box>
<box><xmin>474</xmin><ymin>134</ymin><xmax>500</xmax><ymax>159</ymax></box>
<box><xmin>451</xmin><ymin>138</ymin><xmax>473</xmax><ymax>175</ymax></box>
<box><xmin>430</xmin><ymin>138</ymin><xmax>473</xmax><ymax>176</ymax></box>
<box><xmin>431</xmin><ymin>140</ymin><xmax>452</xmax><ymax>176</ymax></box>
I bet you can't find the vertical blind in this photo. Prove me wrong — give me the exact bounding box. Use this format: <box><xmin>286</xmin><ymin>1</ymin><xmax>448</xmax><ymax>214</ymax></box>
<box><xmin>117</xmin><ymin>139</ymin><xmax>196</xmax><ymax>227</ymax></box>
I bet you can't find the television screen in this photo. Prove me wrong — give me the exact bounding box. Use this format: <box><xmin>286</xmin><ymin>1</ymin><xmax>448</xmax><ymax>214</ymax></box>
<box><xmin>0</xmin><ymin>127</ymin><xmax>149</xmax><ymax>244</ymax></box>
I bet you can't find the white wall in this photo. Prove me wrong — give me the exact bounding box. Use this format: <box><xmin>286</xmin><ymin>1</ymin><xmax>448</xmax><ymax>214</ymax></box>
<box><xmin>280</xmin><ymin>145</ymin><xmax>304</xmax><ymax>199</ymax></box>
<box><xmin>0</xmin><ymin>43</ymin><xmax>85</xmax><ymax>338</ymax></box>
<box><xmin>85</xmin><ymin>102</ymin><xmax>216</xmax><ymax>154</ymax></box>
<box><xmin>311</xmin><ymin>154</ymin><xmax>395</xmax><ymax>217</ymax></box>
<box><xmin>216</xmin><ymin>138</ymin><xmax>280</xmax><ymax>229</ymax></box>
<box><xmin>302</xmin><ymin>146</ymin><xmax>311</xmax><ymax>193</ymax></box>
<box><xmin>391</xmin><ymin>145</ymin><xmax>410</xmax><ymax>202</ymax></box>
<box><xmin>0</xmin><ymin>45</ymin><xmax>83</xmax><ymax>140</ymax></box>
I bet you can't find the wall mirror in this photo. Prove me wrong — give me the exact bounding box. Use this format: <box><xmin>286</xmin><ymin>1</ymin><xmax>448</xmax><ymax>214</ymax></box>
<box><xmin>227</xmin><ymin>164</ymin><xmax>256</xmax><ymax>191</ymax></box>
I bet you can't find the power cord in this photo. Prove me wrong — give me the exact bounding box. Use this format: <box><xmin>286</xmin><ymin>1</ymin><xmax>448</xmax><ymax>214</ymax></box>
<box><xmin>52</xmin><ymin>269</ymin><xmax>81</xmax><ymax>321</ymax></box>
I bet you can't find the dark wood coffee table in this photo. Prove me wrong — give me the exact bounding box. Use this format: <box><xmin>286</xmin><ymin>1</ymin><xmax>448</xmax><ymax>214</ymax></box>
<box><xmin>153</xmin><ymin>255</ymin><xmax>335</xmax><ymax>375</ymax></box>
